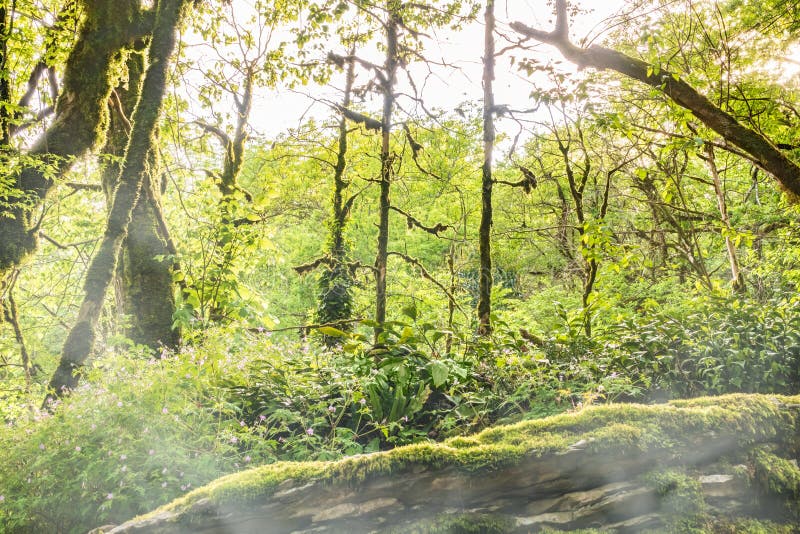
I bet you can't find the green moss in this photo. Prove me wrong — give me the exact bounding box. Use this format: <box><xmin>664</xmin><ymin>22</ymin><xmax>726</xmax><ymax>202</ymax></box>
<box><xmin>387</xmin><ymin>513</ymin><xmax>513</xmax><ymax>533</ymax></box>
<box><xmin>699</xmin><ymin>518</ymin><xmax>797</xmax><ymax>533</ymax></box>
<box><xmin>643</xmin><ymin>469</ymin><xmax>705</xmax><ymax>532</ymax></box>
<box><xmin>752</xmin><ymin>446</ymin><xmax>800</xmax><ymax>520</ymax></box>
<box><xmin>133</xmin><ymin>394</ymin><xmax>800</xmax><ymax>525</ymax></box>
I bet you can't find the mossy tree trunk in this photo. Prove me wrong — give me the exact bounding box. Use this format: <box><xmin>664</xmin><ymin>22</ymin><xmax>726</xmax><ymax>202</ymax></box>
<box><xmin>374</xmin><ymin>4</ymin><xmax>399</xmax><ymax>341</ymax></box>
<box><xmin>317</xmin><ymin>50</ymin><xmax>357</xmax><ymax>342</ymax></box>
<box><xmin>477</xmin><ymin>0</ymin><xmax>495</xmax><ymax>337</ymax></box>
<box><xmin>0</xmin><ymin>0</ymin><xmax>151</xmax><ymax>280</ymax></box>
<box><xmin>101</xmin><ymin>41</ymin><xmax>178</xmax><ymax>350</ymax></box>
<box><xmin>45</xmin><ymin>0</ymin><xmax>188</xmax><ymax>401</ymax></box>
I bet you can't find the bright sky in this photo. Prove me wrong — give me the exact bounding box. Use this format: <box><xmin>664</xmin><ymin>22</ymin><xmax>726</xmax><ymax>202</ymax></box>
<box><xmin>231</xmin><ymin>0</ymin><xmax>629</xmax><ymax>138</ymax></box>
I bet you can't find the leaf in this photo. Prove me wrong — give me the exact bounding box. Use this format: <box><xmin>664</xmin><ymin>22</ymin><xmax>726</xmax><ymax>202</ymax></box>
<box><xmin>401</xmin><ymin>303</ymin><xmax>418</xmax><ymax>321</ymax></box>
<box><xmin>317</xmin><ymin>326</ymin><xmax>347</xmax><ymax>338</ymax></box>
<box><xmin>428</xmin><ymin>361</ymin><xmax>450</xmax><ymax>388</ymax></box>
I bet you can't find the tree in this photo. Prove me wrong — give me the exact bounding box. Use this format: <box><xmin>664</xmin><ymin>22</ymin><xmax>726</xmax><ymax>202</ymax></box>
<box><xmin>510</xmin><ymin>0</ymin><xmax>800</xmax><ymax>199</ymax></box>
<box><xmin>374</xmin><ymin>2</ymin><xmax>399</xmax><ymax>339</ymax></box>
<box><xmin>317</xmin><ymin>48</ymin><xmax>358</xmax><ymax>337</ymax></box>
<box><xmin>46</xmin><ymin>0</ymin><xmax>189</xmax><ymax>400</ymax></box>
<box><xmin>476</xmin><ymin>0</ymin><xmax>495</xmax><ymax>336</ymax></box>
<box><xmin>0</xmin><ymin>0</ymin><xmax>154</xmax><ymax>280</ymax></box>
<box><xmin>101</xmin><ymin>41</ymin><xmax>179</xmax><ymax>349</ymax></box>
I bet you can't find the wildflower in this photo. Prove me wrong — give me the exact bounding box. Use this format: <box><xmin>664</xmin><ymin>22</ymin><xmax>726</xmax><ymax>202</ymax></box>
<box><xmin>401</xmin><ymin>415</ymin><xmax>409</xmax><ymax>423</ymax></box>
<box><xmin>117</xmin><ymin>401</ymin><xmax>123</xmax><ymax>407</ymax></box>
<box><xmin>180</xmin><ymin>485</ymin><xmax>187</xmax><ymax>491</ymax></box>
<box><xmin>75</xmin><ymin>446</ymin><xmax>81</xmax><ymax>452</ymax></box>
<box><xmin>230</xmin><ymin>436</ymin><xmax>238</xmax><ymax>444</ymax></box>
<box><xmin>258</xmin><ymin>414</ymin><xmax>266</xmax><ymax>422</ymax></box>
<box><xmin>162</xmin><ymin>407</ymin><xmax>168</xmax><ymax>414</ymax></box>
<box><xmin>162</xmin><ymin>467</ymin><xmax>168</xmax><ymax>474</ymax></box>
<box><xmin>161</xmin><ymin>482</ymin><xmax>167</xmax><ymax>488</ymax></box>
<box><xmin>240</xmin><ymin>420</ymin><xmax>246</xmax><ymax>427</ymax></box>
<box><xmin>120</xmin><ymin>454</ymin><xmax>127</xmax><ymax>460</ymax></box>
<box><xmin>106</xmin><ymin>493</ymin><xmax>113</xmax><ymax>500</ymax></box>
<box><xmin>39</xmin><ymin>443</ymin><xmax>45</xmax><ymax>450</ymax></box>
<box><xmin>0</xmin><ymin>495</ymin><xmax>5</xmax><ymax>502</ymax></box>
<box><xmin>306</xmin><ymin>427</ymin><xmax>314</xmax><ymax>436</ymax></box>
<box><xmin>359</xmin><ymin>398</ymin><xmax>366</xmax><ymax>405</ymax></box>
<box><xmin>121</xmin><ymin>465</ymin><xmax>127</xmax><ymax>472</ymax></box>
<box><xmin>244</xmin><ymin>455</ymin><xmax>251</xmax><ymax>463</ymax></box>
<box><xmin>149</xmin><ymin>449</ymin><xmax>155</xmax><ymax>455</ymax></box>
<box><xmin>328</xmin><ymin>406</ymin><xmax>336</xmax><ymax>413</ymax></box>
<box><xmin>91</xmin><ymin>423</ymin><xmax>97</xmax><ymax>430</ymax></box>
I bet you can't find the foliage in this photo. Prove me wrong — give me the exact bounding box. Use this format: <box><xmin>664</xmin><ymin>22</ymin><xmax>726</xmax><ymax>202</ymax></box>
<box><xmin>3</xmin><ymin>0</ymin><xmax>800</xmax><ymax>531</ymax></box>
<box><xmin>0</xmin><ymin>339</ymin><xmax>256</xmax><ymax>533</ymax></box>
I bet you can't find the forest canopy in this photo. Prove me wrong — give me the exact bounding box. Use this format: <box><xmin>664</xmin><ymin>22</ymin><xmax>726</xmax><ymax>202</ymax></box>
<box><xmin>1</xmin><ymin>0</ymin><xmax>800</xmax><ymax>531</ymax></box>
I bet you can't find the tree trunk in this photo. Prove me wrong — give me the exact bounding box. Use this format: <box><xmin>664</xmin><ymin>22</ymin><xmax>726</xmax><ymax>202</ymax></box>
<box><xmin>511</xmin><ymin>0</ymin><xmax>800</xmax><ymax>199</ymax></box>
<box><xmin>477</xmin><ymin>0</ymin><xmax>495</xmax><ymax>336</ymax></box>
<box><xmin>374</xmin><ymin>5</ymin><xmax>399</xmax><ymax>341</ymax></box>
<box><xmin>701</xmin><ymin>145</ymin><xmax>745</xmax><ymax>291</ymax></box>
<box><xmin>101</xmin><ymin>42</ymin><xmax>178</xmax><ymax>349</ymax></box>
<box><xmin>0</xmin><ymin>0</ymin><xmax>151</xmax><ymax>279</ymax></box>
<box><xmin>318</xmin><ymin>50</ymin><xmax>356</xmax><ymax>342</ymax></box>
<box><xmin>46</xmin><ymin>0</ymin><xmax>187</xmax><ymax>401</ymax></box>
<box><xmin>0</xmin><ymin>0</ymin><xmax>10</xmax><ymax>145</ymax></box>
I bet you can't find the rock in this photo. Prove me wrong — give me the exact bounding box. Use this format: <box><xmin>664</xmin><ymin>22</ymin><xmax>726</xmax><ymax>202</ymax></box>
<box><xmin>102</xmin><ymin>394</ymin><xmax>800</xmax><ymax>534</ymax></box>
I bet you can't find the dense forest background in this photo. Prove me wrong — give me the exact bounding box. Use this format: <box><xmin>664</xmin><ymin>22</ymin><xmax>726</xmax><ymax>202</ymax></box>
<box><xmin>1</xmin><ymin>0</ymin><xmax>800</xmax><ymax>531</ymax></box>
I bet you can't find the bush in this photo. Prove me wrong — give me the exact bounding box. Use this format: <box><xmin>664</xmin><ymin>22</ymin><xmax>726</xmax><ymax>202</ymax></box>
<box><xmin>0</xmin><ymin>334</ymin><xmax>271</xmax><ymax>533</ymax></box>
<box><xmin>610</xmin><ymin>294</ymin><xmax>800</xmax><ymax>398</ymax></box>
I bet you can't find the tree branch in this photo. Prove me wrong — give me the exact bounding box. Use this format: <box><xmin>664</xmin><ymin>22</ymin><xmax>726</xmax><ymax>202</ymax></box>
<box><xmin>510</xmin><ymin>0</ymin><xmax>800</xmax><ymax>198</ymax></box>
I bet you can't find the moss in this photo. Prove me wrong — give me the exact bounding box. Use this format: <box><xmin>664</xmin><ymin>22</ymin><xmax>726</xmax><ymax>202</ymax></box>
<box><xmin>642</xmin><ymin>469</ymin><xmax>705</xmax><ymax>532</ymax></box>
<box><xmin>699</xmin><ymin>518</ymin><xmax>797</xmax><ymax>533</ymax></box>
<box><xmin>132</xmin><ymin>394</ymin><xmax>800</xmax><ymax>525</ymax></box>
<box><xmin>387</xmin><ymin>513</ymin><xmax>513</xmax><ymax>533</ymax></box>
<box><xmin>752</xmin><ymin>447</ymin><xmax>800</xmax><ymax>520</ymax></box>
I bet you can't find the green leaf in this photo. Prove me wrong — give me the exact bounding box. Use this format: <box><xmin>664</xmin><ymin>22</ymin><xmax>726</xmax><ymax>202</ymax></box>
<box><xmin>428</xmin><ymin>361</ymin><xmax>450</xmax><ymax>388</ymax></box>
<box><xmin>317</xmin><ymin>326</ymin><xmax>347</xmax><ymax>338</ymax></box>
<box><xmin>401</xmin><ymin>303</ymin><xmax>418</xmax><ymax>321</ymax></box>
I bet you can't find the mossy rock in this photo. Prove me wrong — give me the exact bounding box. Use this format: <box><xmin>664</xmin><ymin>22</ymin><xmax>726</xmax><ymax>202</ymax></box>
<box><xmin>102</xmin><ymin>394</ymin><xmax>800</xmax><ymax>533</ymax></box>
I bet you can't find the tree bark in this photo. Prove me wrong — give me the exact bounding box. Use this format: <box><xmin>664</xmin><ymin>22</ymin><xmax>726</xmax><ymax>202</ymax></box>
<box><xmin>477</xmin><ymin>0</ymin><xmax>495</xmax><ymax>336</ymax></box>
<box><xmin>374</xmin><ymin>5</ymin><xmax>399</xmax><ymax>340</ymax></box>
<box><xmin>0</xmin><ymin>0</ymin><xmax>11</xmax><ymax>145</ymax></box>
<box><xmin>102</xmin><ymin>42</ymin><xmax>178</xmax><ymax>349</ymax></box>
<box><xmin>510</xmin><ymin>0</ymin><xmax>800</xmax><ymax>199</ymax></box>
<box><xmin>318</xmin><ymin>49</ymin><xmax>357</xmax><ymax>342</ymax></box>
<box><xmin>46</xmin><ymin>0</ymin><xmax>187</xmax><ymax>401</ymax></box>
<box><xmin>0</xmin><ymin>0</ymin><xmax>151</xmax><ymax>280</ymax></box>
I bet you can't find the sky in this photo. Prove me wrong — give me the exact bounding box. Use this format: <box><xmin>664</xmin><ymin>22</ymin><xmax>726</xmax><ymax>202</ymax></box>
<box><xmin>215</xmin><ymin>0</ymin><xmax>629</xmax><ymax>139</ymax></box>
